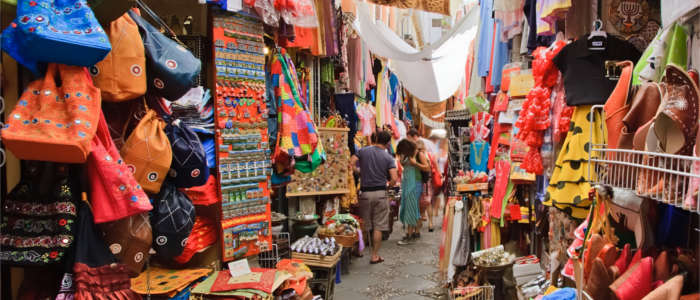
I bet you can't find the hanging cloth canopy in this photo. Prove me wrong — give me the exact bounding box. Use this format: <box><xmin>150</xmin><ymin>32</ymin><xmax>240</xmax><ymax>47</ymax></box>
<box><xmin>353</xmin><ymin>1</ymin><xmax>479</xmax><ymax>102</ymax></box>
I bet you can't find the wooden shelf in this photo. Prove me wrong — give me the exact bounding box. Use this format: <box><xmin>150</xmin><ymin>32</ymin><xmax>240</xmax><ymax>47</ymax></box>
<box><xmin>318</xmin><ymin>127</ymin><xmax>350</xmax><ymax>132</ymax></box>
<box><xmin>456</xmin><ymin>183</ymin><xmax>489</xmax><ymax>192</ymax></box>
<box><xmin>286</xmin><ymin>189</ymin><xmax>350</xmax><ymax>197</ymax></box>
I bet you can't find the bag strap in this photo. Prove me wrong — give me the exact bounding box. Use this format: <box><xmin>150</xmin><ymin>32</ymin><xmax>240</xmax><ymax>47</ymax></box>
<box><xmin>134</xmin><ymin>0</ymin><xmax>186</xmax><ymax>46</ymax></box>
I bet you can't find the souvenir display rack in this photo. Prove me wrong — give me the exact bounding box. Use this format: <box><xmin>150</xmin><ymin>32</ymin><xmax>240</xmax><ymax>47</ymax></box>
<box><xmin>588</xmin><ymin>105</ymin><xmax>700</xmax><ymax>213</ymax></box>
<box><xmin>445</xmin><ymin>110</ymin><xmax>471</xmax><ymax>195</ymax></box>
<box><xmin>212</xmin><ymin>10</ymin><xmax>272</xmax><ymax>262</ymax></box>
<box><xmin>286</xmin><ymin>127</ymin><xmax>351</xmax><ymax>197</ymax></box>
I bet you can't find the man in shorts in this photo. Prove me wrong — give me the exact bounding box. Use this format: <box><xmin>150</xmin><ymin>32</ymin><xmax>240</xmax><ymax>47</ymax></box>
<box><xmin>350</xmin><ymin>131</ymin><xmax>398</xmax><ymax>264</ymax></box>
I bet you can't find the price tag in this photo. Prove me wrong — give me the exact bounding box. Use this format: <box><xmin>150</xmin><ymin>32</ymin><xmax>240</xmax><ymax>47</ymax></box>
<box><xmin>228</xmin><ymin>258</ymin><xmax>251</xmax><ymax>277</ymax></box>
<box><xmin>226</xmin><ymin>0</ymin><xmax>242</xmax><ymax>12</ymax></box>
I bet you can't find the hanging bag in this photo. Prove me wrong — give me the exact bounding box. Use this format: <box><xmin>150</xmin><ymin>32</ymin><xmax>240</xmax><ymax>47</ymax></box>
<box><xmin>1</xmin><ymin>64</ymin><xmax>101</xmax><ymax>163</ymax></box>
<box><xmin>127</xmin><ymin>6</ymin><xmax>201</xmax><ymax>101</ymax></box>
<box><xmin>87</xmin><ymin>111</ymin><xmax>151</xmax><ymax>224</ymax></box>
<box><xmin>1</xmin><ymin>0</ymin><xmax>111</xmax><ymax>74</ymax></box>
<box><xmin>120</xmin><ymin>104</ymin><xmax>172</xmax><ymax>194</ymax></box>
<box><xmin>99</xmin><ymin>212</ymin><xmax>152</xmax><ymax>277</ymax></box>
<box><xmin>428</xmin><ymin>152</ymin><xmax>443</xmax><ymax>188</ymax></box>
<box><xmin>0</xmin><ymin>162</ymin><xmax>79</xmax><ymax>266</ymax></box>
<box><xmin>90</xmin><ymin>12</ymin><xmax>147</xmax><ymax>102</ymax></box>
<box><xmin>165</xmin><ymin>118</ymin><xmax>209</xmax><ymax>188</ymax></box>
<box><xmin>72</xmin><ymin>201</ymin><xmax>140</xmax><ymax>300</ymax></box>
<box><xmin>151</xmin><ymin>183</ymin><xmax>195</xmax><ymax>259</ymax></box>
<box><xmin>271</xmin><ymin>50</ymin><xmax>323</xmax><ymax>173</ymax></box>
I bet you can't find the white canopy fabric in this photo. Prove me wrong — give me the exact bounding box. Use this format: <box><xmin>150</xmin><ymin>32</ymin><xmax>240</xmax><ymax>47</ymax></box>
<box><xmin>353</xmin><ymin>1</ymin><xmax>479</xmax><ymax>102</ymax></box>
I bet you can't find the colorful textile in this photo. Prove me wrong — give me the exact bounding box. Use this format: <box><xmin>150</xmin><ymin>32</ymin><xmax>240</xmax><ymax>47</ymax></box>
<box><xmin>544</xmin><ymin>105</ymin><xmax>606</xmax><ymax>219</ymax></box>
<box><xmin>271</xmin><ymin>50</ymin><xmax>321</xmax><ymax>164</ymax></box>
<box><xmin>131</xmin><ymin>267</ymin><xmax>211</xmax><ymax>295</ymax></box>
<box><xmin>210</xmin><ymin>268</ymin><xmax>290</xmax><ymax>294</ymax></box>
<box><xmin>375</xmin><ymin>66</ymin><xmax>396</xmax><ymax>130</ymax></box>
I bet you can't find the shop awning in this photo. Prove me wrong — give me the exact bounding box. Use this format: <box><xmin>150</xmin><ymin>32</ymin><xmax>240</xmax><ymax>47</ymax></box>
<box><xmin>353</xmin><ymin>1</ymin><xmax>479</xmax><ymax>102</ymax></box>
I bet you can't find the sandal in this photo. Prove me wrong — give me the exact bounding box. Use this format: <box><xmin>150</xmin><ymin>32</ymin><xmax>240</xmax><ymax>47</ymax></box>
<box><xmin>370</xmin><ymin>257</ymin><xmax>384</xmax><ymax>264</ymax></box>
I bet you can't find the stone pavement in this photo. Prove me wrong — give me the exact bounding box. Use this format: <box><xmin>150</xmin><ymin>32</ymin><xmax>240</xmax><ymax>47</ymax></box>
<box><xmin>334</xmin><ymin>222</ymin><xmax>447</xmax><ymax>300</ymax></box>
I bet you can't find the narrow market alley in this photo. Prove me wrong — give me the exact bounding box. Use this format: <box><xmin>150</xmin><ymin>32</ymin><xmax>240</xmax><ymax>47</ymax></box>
<box><xmin>336</xmin><ymin>223</ymin><xmax>445</xmax><ymax>300</ymax></box>
<box><xmin>2</xmin><ymin>0</ymin><xmax>700</xmax><ymax>299</ymax></box>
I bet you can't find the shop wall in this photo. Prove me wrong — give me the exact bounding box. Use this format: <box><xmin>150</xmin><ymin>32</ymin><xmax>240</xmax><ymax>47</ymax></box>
<box><xmin>1</xmin><ymin>2</ymin><xmax>23</xmax><ymax>299</ymax></box>
<box><xmin>93</xmin><ymin>0</ymin><xmax>207</xmax><ymax>35</ymax></box>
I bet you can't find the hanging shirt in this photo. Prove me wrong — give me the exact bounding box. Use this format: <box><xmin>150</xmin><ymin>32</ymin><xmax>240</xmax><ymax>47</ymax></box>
<box><xmin>477</xmin><ymin>0</ymin><xmax>495</xmax><ymax>76</ymax></box>
<box><xmin>469</xmin><ymin>140</ymin><xmax>490</xmax><ymax>173</ymax></box>
<box><xmin>490</xmin><ymin>20</ymin><xmax>511</xmax><ymax>89</ymax></box>
<box><xmin>552</xmin><ymin>35</ymin><xmax>641</xmax><ymax>106</ymax></box>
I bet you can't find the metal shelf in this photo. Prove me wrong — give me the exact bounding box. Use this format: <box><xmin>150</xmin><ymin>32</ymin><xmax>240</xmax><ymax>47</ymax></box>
<box><xmin>588</xmin><ymin>106</ymin><xmax>700</xmax><ymax>213</ymax></box>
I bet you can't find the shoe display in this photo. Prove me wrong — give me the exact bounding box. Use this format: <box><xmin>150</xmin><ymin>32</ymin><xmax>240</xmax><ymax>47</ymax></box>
<box><xmin>585</xmin><ymin>257</ymin><xmax>614</xmax><ymax>300</ymax></box>
<box><xmin>642</xmin><ymin>275</ymin><xmax>683</xmax><ymax>300</ymax></box>
<box><xmin>610</xmin><ymin>257</ymin><xmax>654</xmax><ymax>300</ymax></box>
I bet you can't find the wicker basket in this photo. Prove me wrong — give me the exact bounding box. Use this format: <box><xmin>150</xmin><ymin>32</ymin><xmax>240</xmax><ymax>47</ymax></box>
<box><xmin>317</xmin><ymin>233</ymin><xmax>358</xmax><ymax>248</ymax></box>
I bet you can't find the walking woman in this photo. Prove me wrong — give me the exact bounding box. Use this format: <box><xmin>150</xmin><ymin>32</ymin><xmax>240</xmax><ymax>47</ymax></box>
<box><xmin>396</xmin><ymin>139</ymin><xmax>430</xmax><ymax>245</ymax></box>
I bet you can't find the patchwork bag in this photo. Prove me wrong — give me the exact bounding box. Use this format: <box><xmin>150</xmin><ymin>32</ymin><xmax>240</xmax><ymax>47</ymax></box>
<box><xmin>120</xmin><ymin>107</ymin><xmax>172</xmax><ymax>194</ymax></box>
<box><xmin>1</xmin><ymin>64</ymin><xmax>101</xmax><ymax>163</ymax></box>
<box><xmin>165</xmin><ymin>119</ymin><xmax>209</xmax><ymax>188</ymax></box>
<box><xmin>151</xmin><ymin>182</ymin><xmax>195</xmax><ymax>259</ymax></box>
<box><xmin>0</xmin><ymin>162</ymin><xmax>79</xmax><ymax>266</ymax></box>
<box><xmin>1</xmin><ymin>0</ymin><xmax>111</xmax><ymax>74</ymax></box>
<box><xmin>87</xmin><ymin>111</ymin><xmax>151</xmax><ymax>224</ymax></box>
<box><xmin>271</xmin><ymin>51</ymin><xmax>322</xmax><ymax>174</ymax></box>
<box><xmin>127</xmin><ymin>7</ymin><xmax>201</xmax><ymax>101</ymax></box>
<box><xmin>90</xmin><ymin>12</ymin><xmax>147</xmax><ymax>102</ymax></box>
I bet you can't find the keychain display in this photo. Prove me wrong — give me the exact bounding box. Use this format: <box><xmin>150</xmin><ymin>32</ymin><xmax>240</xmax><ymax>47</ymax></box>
<box><xmin>213</xmin><ymin>11</ymin><xmax>271</xmax><ymax>262</ymax></box>
<box><xmin>286</xmin><ymin>128</ymin><xmax>351</xmax><ymax>195</ymax></box>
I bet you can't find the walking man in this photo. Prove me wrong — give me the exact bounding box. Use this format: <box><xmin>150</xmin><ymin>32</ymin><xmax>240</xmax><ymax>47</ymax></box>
<box><xmin>351</xmin><ymin>131</ymin><xmax>398</xmax><ymax>264</ymax></box>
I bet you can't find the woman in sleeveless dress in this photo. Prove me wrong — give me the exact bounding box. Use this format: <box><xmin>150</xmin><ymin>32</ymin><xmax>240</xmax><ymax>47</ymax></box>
<box><xmin>396</xmin><ymin>139</ymin><xmax>430</xmax><ymax>245</ymax></box>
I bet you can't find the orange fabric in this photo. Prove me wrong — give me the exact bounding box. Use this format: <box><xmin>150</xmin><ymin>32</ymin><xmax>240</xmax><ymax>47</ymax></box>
<box><xmin>286</xmin><ymin>27</ymin><xmax>315</xmax><ymax>51</ymax></box>
<box><xmin>2</xmin><ymin>64</ymin><xmax>101</xmax><ymax>163</ymax></box>
<box><xmin>92</xmin><ymin>12</ymin><xmax>146</xmax><ymax>102</ymax></box>
<box><xmin>120</xmin><ymin>109</ymin><xmax>172</xmax><ymax>194</ymax></box>
<box><xmin>604</xmin><ymin>61</ymin><xmax>634</xmax><ymax>149</ymax></box>
<box><xmin>341</xmin><ymin>0</ymin><xmax>357</xmax><ymax>13</ymax></box>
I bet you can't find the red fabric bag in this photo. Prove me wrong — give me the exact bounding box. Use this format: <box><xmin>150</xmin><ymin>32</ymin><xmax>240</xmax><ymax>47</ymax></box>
<box><xmin>181</xmin><ymin>174</ymin><xmax>218</xmax><ymax>206</ymax></box>
<box><xmin>428</xmin><ymin>153</ymin><xmax>443</xmax><ymax>188</ymax></box>
<box><xmin>87</xmin><ymin>111</ymin><xmax>151</xmax><ymax>224</ymax></box>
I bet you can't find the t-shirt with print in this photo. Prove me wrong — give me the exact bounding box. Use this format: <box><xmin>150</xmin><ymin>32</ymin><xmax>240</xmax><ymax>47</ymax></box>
<box><xmin>357</xmin><ymin>145</ymin><xmax>396</xmax><ymax>188</ymax></box>
<box><xmin>553</xmin><ymin>35</ymin><xmax>641</xmax><ymax>106</ymax></box>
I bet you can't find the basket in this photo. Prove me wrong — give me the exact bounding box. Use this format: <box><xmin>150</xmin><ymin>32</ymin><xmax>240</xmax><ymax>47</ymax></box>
<box><xmin>292</xmin><ymin>246</ymin><xmax>343</xmax><ymax>268</ymax></box>
<box><xmin>318</xmin><ymin>233</ymin><xmax>358</xmax><ymax>248</ymax></box>
<box><xmin>448</xmin><ymin>285</ymin><xmax>494</xmax><ymax>300</ymax></box>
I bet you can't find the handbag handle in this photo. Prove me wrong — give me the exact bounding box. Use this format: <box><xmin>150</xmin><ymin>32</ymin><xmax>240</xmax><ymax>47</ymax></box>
<box><xmin>133</xmin><ymin>0</ymin><xmax>186</xmax><ymax>47</ymax></box>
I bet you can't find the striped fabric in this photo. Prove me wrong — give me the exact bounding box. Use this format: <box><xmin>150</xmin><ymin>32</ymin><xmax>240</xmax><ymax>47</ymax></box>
<box><xmin>400</xmin><ymin>162</ymin><xmax>422</xmax><ymax>226</ymax></box>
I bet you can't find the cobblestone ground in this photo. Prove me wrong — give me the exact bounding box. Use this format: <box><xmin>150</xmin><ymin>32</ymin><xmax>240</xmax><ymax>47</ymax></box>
<box><xmin>334</xmin><ymin>221</ymin><xmax>447</xmax><ymax>300</ymax></box>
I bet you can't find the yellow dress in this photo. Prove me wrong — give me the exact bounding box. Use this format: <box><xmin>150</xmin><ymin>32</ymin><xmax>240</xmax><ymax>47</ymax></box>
<box><xmin>544</xmin><ymin>105</ymin><xmax>606</xmax><ymax>219</ymax></box>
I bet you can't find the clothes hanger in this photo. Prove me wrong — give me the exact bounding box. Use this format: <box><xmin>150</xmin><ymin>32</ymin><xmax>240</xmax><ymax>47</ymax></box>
<box><xmin>588</xmin><ymin>19</ymin><xmax>607</xmax><ymax>51</ymax></box>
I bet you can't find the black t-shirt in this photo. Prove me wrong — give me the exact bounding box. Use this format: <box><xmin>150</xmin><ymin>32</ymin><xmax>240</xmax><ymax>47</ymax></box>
<box><xmin>552</xmin><ymin>35</ymin><xmax>641</xmax><ymax>106</ymax></box>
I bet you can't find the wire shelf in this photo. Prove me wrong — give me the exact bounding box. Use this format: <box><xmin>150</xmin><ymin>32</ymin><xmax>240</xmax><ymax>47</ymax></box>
<box><xmin>588</xmin><ymin>105</ymin><xmax>700</xmax><ymax>214</ymax></box>
<box><xmin>448</xmin><ymin>285</ymin><xmax>494</xmax><ymax>300</ymax></box>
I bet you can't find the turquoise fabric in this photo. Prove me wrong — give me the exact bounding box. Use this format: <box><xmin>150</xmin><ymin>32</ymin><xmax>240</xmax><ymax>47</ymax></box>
<box><xmin>400</xmin><ymin>160</ymin><xmax>422</xmax><ymax>226</ymax></box>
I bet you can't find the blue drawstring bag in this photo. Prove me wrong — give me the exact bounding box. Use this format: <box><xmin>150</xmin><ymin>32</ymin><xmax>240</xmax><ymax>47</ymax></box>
<box><xmin>127</xmin><ymin>6</ymin><xmax>201</xmax><ymax>101</ymax></box>
<box><xmin>1</xmin><ymin>0</ymin><xmax>111</xmax><ymax>74</ymax></box>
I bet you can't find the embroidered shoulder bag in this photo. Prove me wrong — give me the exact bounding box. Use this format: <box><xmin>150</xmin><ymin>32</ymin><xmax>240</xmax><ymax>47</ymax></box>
<box><xmin>0</xmin><ymin>162</ymin><xmax>79</xmax><ymax>266</ymax></box>
<box><xmin>1</xmin><ymin>0</ymin><xmax>111</xmax><ymax>74</ymax></box>
<box><xmin>1</xmin><ymin>64</ymin><xmax>102</xmax><ymax>163</ymax></box>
